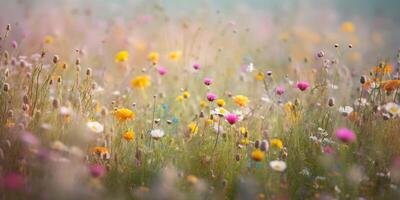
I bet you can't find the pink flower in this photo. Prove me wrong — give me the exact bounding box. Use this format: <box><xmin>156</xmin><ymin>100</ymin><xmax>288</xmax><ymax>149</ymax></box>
<box><xmin>157</xmin><ymin>67</ymin><xmax>168</xmax><ymax>75</ymax></box>
<box><xmin>335</xmin><ymin>128</ymin><xmax>356</xmax><ymax>143</ymax></box>
<box><xmin>11</xmin><ymin>41</ymin><xmax>18</xmax><ymax>49</ymax></box>
<box><xmin>89</xmin><ymin>164</ymin><xmax>106</xmax><ymax>178</ymax></box>
<box><xmin>296</xmin><ymin>81</ymin><xmax>310</xmax><ymax>91</ymax></box>
<box><xmin>1</xmin><ymin>172</ymin><xmax>25</xmax><ymax>190</ymax></box>
<box><xmin>193</xmin><ymin>63</ymin><xmax>201</xmax><ymax>70</ymax></box>
<box><xmin>323</xmin><ymin>146</ymin><xmax>334</xmax><ymax>155</ymax></box>
<box><xmin>275</xmin><ymin>86</ymin><xmax>285</xmax><ymax>95</ymax></box>
<box><xmin>203</xmin><ymin>78</ymin><xmax>212</xmax><ymax>86</ymax></box>
<box><xmin>225</xmin><ymin>113</ymin><xmax>239</xmax><ymax>125</ymax></box>
<box><xmin>206</xmin><ymin>93</ymin><xmax>217</xmax><ymax>102</ymax></box>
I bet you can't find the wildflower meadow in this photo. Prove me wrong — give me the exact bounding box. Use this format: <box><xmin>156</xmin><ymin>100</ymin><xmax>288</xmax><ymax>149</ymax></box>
<box><xmin>0</xmin><ymin>0</ymin><xmax>400</xmax><ymax>199</ymax></box>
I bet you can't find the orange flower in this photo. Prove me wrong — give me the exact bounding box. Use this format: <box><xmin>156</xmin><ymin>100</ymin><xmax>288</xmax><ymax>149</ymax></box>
<box><xmin>372</xmin><ymin>64</ymin><xmax>393</xmax><ymax>74</ymax></box>
<box><xmin>91</xmin><ymin>146</ymin><xmax>109</xmax><ymax>155</ymax></box>
<box><xmin>123</xmin><ymin>131</ymin><xmax>135</xmax><ymax>141</ymax></box>
<box><xmin>382</xmin><ymin>80</ymin><xmax>400</xmax><ymax>92</ymax></box>
<box><xmin>115</xmin><ymin>108</ymin><xmax>135</xmax><ymax>121</ymax></box>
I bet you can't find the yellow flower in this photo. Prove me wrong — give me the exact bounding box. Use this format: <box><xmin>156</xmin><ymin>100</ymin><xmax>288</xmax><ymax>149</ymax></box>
<box><xmin>131</xmin><ymin>75</ymin><xmax>151</xmax><ymax>89</ymax></box>
<box><xmin>183</xmin><ymin>91</ymin><xmax>190</xmax><ymax>99</ymax></box>
<box><xmin>239</xmin><ymin>127</ymin><xmax>247</xmax><ymax>135</ymax></box>
<box><xmin>115</xmin><ymin>108</ymin><xmax>135</xmax><ymax>121</ymax></box>
<box><xmin>251</xmin><ymin>149</ymin><xmax>265</xmax><ymax>162</ymax></box>
<box><xmin>115</xmin><ymin>50</ymin><xmax>129</xmax><ymax>63</ymax></box>
<box><xmin>341</xmin><ymin>22</ymin><xmax>355</xmax><ymax>33</ymax></box>
<box><xmin>188</xmin><ymin>122</ymin><xmax>199</xmax><ymax>134</ymax></box>
<box><xmin>177</xmin><ymin>95</ymin><xmax>184</xmax><ymax>103</ymax></box>
<box><xmin>240</xmin><ymin>138</ymin><xmax>250</xmax><ymax>145</ymax></box>
<box><xmin>44</xmin><ymin>35</ymin><xmax>54</xmax><ymax>44</ymax></box>
<box><xmin>147</xmin><ymin>52</ymin><xmax>159</xmax><ymax>63</ymax></box>
<box><xmin>283</xmin><ymin>102</ymin><xmax>295</xmax><ymax>112</ymax></box>
<box><xmin>200</xmin><ymin>100</ymin><xmax>208</xmax><ymax>108</ymax></box>
<box><xmin>270</xmin><ymin>139</ymin><xmax>283</xmax><ymax>149</ymax></box>
<box><xmin>216</xmin><ymin>99</ymin><xmax>225</xmax><ymax>107</ymax></box>
<box><xmin>123</xmin><ymin>131</ymin><xmax>135</xmax><ymax>141</ymax></box>
<box><xmin>255</xmin><ymin>72</ymin><xmax>265</xmax><ymax>81</ymax></box>
<box><xmin>206</xmin><ymin>119</ymin><xmax>213</xmax><ymax>125</ymax></box>
<box><xmin>233</xmin><ymin>95</ymin><xmax>249</xmax><ymax>107</ymax></box>
<box><xmin>169</xmin><ymin>51</ymin><xmax>182</xmax><ymax>61</ymax></box>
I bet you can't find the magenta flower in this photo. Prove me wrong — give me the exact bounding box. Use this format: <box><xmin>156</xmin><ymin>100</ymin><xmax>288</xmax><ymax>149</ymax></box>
<box><xmin>206</xmin><ymin>93</ymin><xmax>217</xmax><ymax>102</ymax></box>
<box><xmin>1</xmin><ymin>172</ymin><xmax>25</xmax><ymax>190</ymax></box>
<box><xmin>335</xmin><ymin>128</ymin><xmax>356</xmax><ymax>143</ymax></box>
<box><xmin>203</xmin><ymin>78</ymin><xmax>212</xmax><ymax>86</ymax></box>
<box><xmin>323</xmin><ymin>146</ymin><xmax>334</xmax><ymax>155</ymax></box>
<box><xmin>89</xmin><ymin>164</ymin><xmax>106</xmax><ymax>178</ymax></box>
<box><xmin>157</xmin><ymin>66</ymin><xmax>168</xmax><ymax>75</ymax></box>
<box><xmin>275</xmin><ymin>86</ymin><xmax>285</xmax><ymax>95</ymax></box>
<box><xmin>193</xmin><ymin>63</ymin><xmax>201</xmax><ymax>70</ymax></box>
<box><xmin>225</xmin><ymin>113</ymin><xmax>239</xmax><ymax>125</ymax></box>
<box><xmin>296</xmin><ymin>81</ymin><xmax>310</xmax><ymax>91</ymax></box>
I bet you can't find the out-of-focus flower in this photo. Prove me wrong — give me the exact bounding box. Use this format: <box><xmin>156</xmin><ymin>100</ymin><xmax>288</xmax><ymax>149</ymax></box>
<box><xmin>323</xmin><ymin>146</ymin><xmax>334</xmax><ymax>155</ymax></box>
<box><xmin>51</xmin><ymin>140</ymin><xmax>68</xmax><ymax>152</ymax></box>
<box><xmin>86</xmin><ymin>121</ymin><xmax>104</xmax><ymax>133</ymax></box>
<box><xmin>157</xmin><ymin>67</ymin><xmax>168</xmax><ymax>75</ymax></box>
<box><xmin>150</xmin><ymin>129</ymin><xmax>165</xmax><ymax>139</ymax></box>
<box><xmin>21</xmin><ymin>132</ymin><xmax>39</xmax><ymax>146</ymax></box>
<box><xmin>296</xmin><ymin>81</ymin><xmax>310</xmax><ymax>91</ymax></box>
<box><xmin>341</xmin><ymin>22</ymin><xmax>355</xmax><ymax>33</ymax></box>
<box><xmin>275</xmin><ymin>86</ymin><xmax>285</xmax><ymax>95</ymax></box>
<box><xmin>148</xmin><ymin>52</ymin><xmax>159</xmax><ymax>63</ymax></box>
<box><xmin>44</xmin><ymin>35</ymin><xmax>54</xmax><ymax>44</ymax></box>
<box><xmin>225</xmin><ymin>113</ymin><xmax>239</xmax><ymax>125</ymax></box>
<box><xmin>255</xmin><ymin>72</ymin><xmax>265</xmax><ymax>81</ymax></box>
<box><xmin>131</xmin><ymin>75</ymin><xmax>151</xmax><ymax>89</ymax></box>
<box><xmin>211</xmin><ymin>107</ymin><xmax>229</xmax><ymax>116</ymax></box>
<box><xmin>372</xmin><ymin>64</ymin><xmax>393</xmax><ymax>74</ymax></box>
<box><xmin>193</xmin><ymin>63</ymin><xmax>201</xmax><ymax>70</ymax></box>
<box><xmin>188</xmin><ymin>122</ymin><xmax>199</xmax><ymax>134</ymax></box>
<box><xmin>269</xmin><ymin>160</ymin><xmax>287</xmax><ymax>172</ymax></box>
<box><xmin>240</xmin><ymin>138</ymin><xmax>250</xmax><ymax>145</ymax></box>
<box><xmin>89</xmin><ymin>164</ymin><xmax>106</xmax><ymax>178</ymax></box>
<box><xmin>115</xmin><ymin>50</ymin><xmax>129</xmax><ymax>63</ymax></box>
<box><xmin>382</xmin><ymin>80</ymin><xmax>400</xmax><ymax>93</ymax></box>
<box><xmin>251</xmin><ymin>149</ymin><xmax>265</xmax><ymax>162</ymax></box>
<box><xmin>115</xmin><ymin>108</ymin><xmax>135</xmax><ymax>121</ymax></box>
<box><xmin>339</xmin><ymin>106</ymin><xmax>354</xmax><ymax>116</ymax></box>
<box><xmin>203</xmin><ymin>77</ymin><xmax>212</xmax><ymax>86</ymax></box>
<box><xmin>335</xmin><ymin>128</ymin><xmax>356</xmax><ymax>143</ymax></box>
<box><xmin>216</xmin><ymin>99</ymin><xmax>225</xmax><ymax>107</ymax></box>
<box><xmin>384</xmin><ymin>102</ymin><xmax>400</xmax><ymax>116</ymax></box>
<box><xmin>123</xmin><ymin>131</ymin><xmax>135</xmax><ymax>141</ymax></box>
<box><xmin>169</xmin><ymin>51</ymin><xmax>182</xmax><ymax>61</ymax></box>
<box><xmin>183</xmin><ymin>91</ymin><xmax>190</xmax><ymax>99</ymax></box>
<box><xmin>354</xmin><ymin>98</ymin><xmax>368</xmax><ymax>107</ymax></box>
<box><xmin>206</xmin><ymin>93</ymin><xmax>217</xmax><ymax>102</ymax></box>
<box><xmin>186</xmin><ymin>175</ymin><xmax>198</xmax><ymax>185</ymax></box>
<box><xmin>0</xmin><ymin>172</ymin><xmax>25</xmax><ymax>190</ymax></box>
<box><xmin>232</xmin><ymin>95</ymin><xmax>249</xmax><ymax>107</ymax></box>
<box><xmin>271</xmin><ymin>139</ymin><xmax>283</xmax><ymax>149</ymax></box>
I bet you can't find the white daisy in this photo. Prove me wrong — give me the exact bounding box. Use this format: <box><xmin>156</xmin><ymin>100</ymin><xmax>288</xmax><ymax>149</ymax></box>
<box><xmin>384</xmin><ymin>102</ymin><xmax>400</xmax><ymax>116</ymax></box>
<box><xmin>338</xmin><ymin>106</ymin><xmax>353</xmax><ymax>116</ymax></box>
<box><xmin>269</xmin><ymin>160</ymin><xmax>287</xmax><ymax>172</ymax></box>
<box><xmin>86</xmin><ymin>121</ymin><xmax>104</xmax><ymax>133</ymax></box>
<box><xmin>150</xmin><ymin>129</ymin><xmax>165</xmax><ymax>139</ymax></box>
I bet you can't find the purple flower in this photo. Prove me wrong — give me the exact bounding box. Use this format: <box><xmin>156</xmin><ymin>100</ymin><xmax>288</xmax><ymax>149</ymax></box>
<box><xmin>157</xmin><ymin>66</ymin><xmax>168</xmax><ymax>75</ymax></box>
<box><xmin>206</xmin><ymin>93</ymin><xmax>217</xmax><ymax>102</ymax></box>
<box><xmin>203</xmin><ymin>78</ymin><xmax>212</xmax><ymax>86</ymax></box>
<box><xmin>193</xmin><ymin>63</ymin><xmax>201</xmax><ymax>70</ymax></box>
<box><xmin>296</xmin><ymin>81</ymin><xmax>310</xmax><ymax>91</ymax></box>
<box><xmin>335</xmin><ymin>128</ymin><xmax>356</xmax><ymax>143</ymax></box>
<box><xmin>20</xmin><ymin>132</ymin><xmax>39</xmax><ymax>146</ymax></box>
<box><xmin>275</xmin><ymin>86</ymin><xmax>285</xmax><ymax>95</ymax></box>
<box><xmin>225</xmin><ymin>113</ymin><xmax>239</xmax><ymax>125</ymax></box>
<box><xmin>89</xmin><ymin>164</ymin><xmax>106</xmax><ymax>178</ymax></box>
